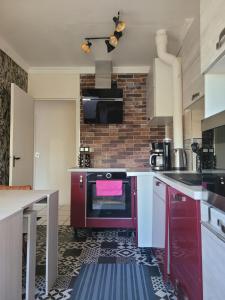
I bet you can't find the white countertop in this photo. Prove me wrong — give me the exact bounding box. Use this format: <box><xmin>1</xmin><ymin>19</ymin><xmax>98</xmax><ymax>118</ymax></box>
<box><xmin>0</xmin><ymin>190</ymin><xmax>57</xmax><ymax>221</ymax></box>
<box><xmin>68</xmin><ymin>167</ymin><xmax>153</xmax><ymax>175</ymax></box>
<box><xmin>154</xmin><ymin>172</ymin><xmax>208</xmax><ymax>200</ymax></box>
<box><xmin>68</xmin><ymin>167</ymin><xmax>207</xmax><ymax>200</ymax></box>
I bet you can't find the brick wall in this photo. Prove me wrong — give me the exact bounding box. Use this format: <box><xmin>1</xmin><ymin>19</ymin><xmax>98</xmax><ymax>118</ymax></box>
<box><xmin>80</xmin><ymin>74</ymin><xmax>165</xmax><ymax>168</ymax></box>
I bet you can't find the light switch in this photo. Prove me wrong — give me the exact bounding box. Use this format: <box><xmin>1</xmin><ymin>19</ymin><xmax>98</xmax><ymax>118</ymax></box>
<box><xmin>35</xmin><ymin>152</ymin><xmax>40</xmax><ymax>158</ymax></box>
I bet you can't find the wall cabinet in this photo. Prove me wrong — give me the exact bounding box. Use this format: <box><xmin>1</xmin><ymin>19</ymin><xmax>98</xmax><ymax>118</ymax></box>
<box><xmin>200</xmin><ymin>0</ymin><xmax>225</xmax><ymax>73</ymax></box>
<box><xmin>180</xmin><ymin>18</ymin><xmax>204</xmax><ymax>109</ymax></box>
<box><xmin>28</xmin><ymin>73</ymin><xmax>80</xmax><ymax>100</ymax></box>
<box><xmin>184</xmin><ymin>98</ymin><xmax>204</xmax><ymax>140</ymax></box>
<box><xmin>146</xmin><ymin>58</ymin><xmax>173</xmax><ymax>125</ymax></box>
<box><xmin>168</xmin><ymin>187</ymin><xmax>202</xmax><ymax>300</ymax></box>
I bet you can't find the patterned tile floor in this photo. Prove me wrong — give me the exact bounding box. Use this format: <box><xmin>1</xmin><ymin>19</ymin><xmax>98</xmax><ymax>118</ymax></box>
<box><xmin>29</xmin><ymin>225</ymin><xmax>177</xmax><ymax>300</ymax></box>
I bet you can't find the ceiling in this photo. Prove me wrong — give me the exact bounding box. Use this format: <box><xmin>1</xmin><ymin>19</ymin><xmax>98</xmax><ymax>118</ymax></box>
<box><xmin>0</xmin><ymin>0</ymin><xmax>199</xmax><ymax>68</ymax></box>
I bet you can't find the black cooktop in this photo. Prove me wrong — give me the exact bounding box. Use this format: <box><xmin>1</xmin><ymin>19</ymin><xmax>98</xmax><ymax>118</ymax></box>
<box><xmin>163</xmin><ymin>173</ymin><xmax>202</xmax><ymax>186</ymax></box>
<box><xmin>163</xmin><ymin>172</ymin><xmax>225</xmax><ymax>198</ymax></box>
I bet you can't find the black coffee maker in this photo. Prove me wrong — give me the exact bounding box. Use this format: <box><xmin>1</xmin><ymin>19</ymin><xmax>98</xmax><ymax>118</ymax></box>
<box><xmin>163</xmin><ymin>138</ymin><xmax>172</xmax><ymax>171</ymax></box>
<box><xmin>150</xmin><ymin>139</ymin><xmax>172</xmax><ymax>171</ymax></box>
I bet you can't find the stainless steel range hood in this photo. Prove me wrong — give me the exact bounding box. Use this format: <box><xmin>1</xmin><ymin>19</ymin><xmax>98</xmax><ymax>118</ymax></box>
<box><xmin>95</xmin><ymin>60</ymin><xmax>112</xmax><ymax>88</ymax></box>
<box><xmin>81</xmin><ymin>60</ymin><xmax>123</xmax><ymax>99</ymax></box>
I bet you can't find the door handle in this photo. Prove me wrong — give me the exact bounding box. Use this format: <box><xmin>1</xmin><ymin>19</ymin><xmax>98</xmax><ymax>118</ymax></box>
<box><xmin>13</xmin><ymin>156</ymin><xmax>21</xmax><ymax>167</ymax></box>
<box><xmin>174</xmin><ymin>194</ymin><xmax>186</xmax><ymax>202</ymax></box>
<box><xmin>216</xmin><ymin>27</ymin><xmax>225</xmax><ymax>50</ymax></box>
<box><xmin>217</xmin><ymin>219</ymin><xmax>225</xmax><ymax>234</ymax></box>
<box><xmin>192</xmin><ymin>92</ymin><xmax>200</xmax><ymax>101</ymax></box>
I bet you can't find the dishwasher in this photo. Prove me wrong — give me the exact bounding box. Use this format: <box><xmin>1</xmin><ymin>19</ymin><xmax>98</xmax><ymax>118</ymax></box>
<box><xmin>201</xmin><ymin>201</ymin><xmax>225</xmax><ymax>300</ymax></box>
<box><xmin>152</xmin><ymin>177</ymin><xmax>168</xmax><ymax>278</ymax></box>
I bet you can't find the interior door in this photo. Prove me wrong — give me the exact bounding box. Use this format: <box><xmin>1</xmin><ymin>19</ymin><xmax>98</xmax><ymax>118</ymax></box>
<box><xmin>9</xmin><ymin>83</ymin><xmax>34</xmax><ymax>186</ymax></box>
<box><xmin>34</xmin><ymin>100</ymin><xmax>76</xmax><ymax>205</ymax></box>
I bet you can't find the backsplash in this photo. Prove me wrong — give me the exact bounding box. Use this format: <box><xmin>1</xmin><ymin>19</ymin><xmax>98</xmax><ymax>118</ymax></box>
<box><xmin>80</xmin><ymin>74</ymin><xmax>165</xmax><ymax>168</ymax></box>
<box><xmin>0</xmin><ymin>50</ymin><xmax>28</xmax><ymax>184</ymax></box>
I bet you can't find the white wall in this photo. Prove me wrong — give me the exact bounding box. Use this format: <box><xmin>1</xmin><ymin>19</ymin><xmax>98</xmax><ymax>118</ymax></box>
<box><xmin>205</xmin><ymin>74</ymin><xmax>225</xmax><ymax>118</ymax></box>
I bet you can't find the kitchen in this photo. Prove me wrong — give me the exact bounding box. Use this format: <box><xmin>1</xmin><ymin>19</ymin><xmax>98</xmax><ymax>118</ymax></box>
<box><xmin>0</xmin><ymin>0</ymin><xmax>225</xmax><ymax>299</ymax></box>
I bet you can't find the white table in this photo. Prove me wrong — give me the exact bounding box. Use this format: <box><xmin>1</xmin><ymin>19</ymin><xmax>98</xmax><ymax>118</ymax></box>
<box><xmin>0</xmin><ymin>190</ymin><xmax>58</xmax><ymax>300</ymax></box>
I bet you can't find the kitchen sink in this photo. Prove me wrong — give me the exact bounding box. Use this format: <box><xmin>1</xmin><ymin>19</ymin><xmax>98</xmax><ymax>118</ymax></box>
<box><xmin>163</xmin><ymin>173</ymin><xmax>202</xmax><ymax>186</ymax></box>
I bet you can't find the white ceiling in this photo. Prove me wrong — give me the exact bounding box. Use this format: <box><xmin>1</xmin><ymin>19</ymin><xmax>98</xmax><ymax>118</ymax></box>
<box><xmin>0</xmin><ymin>0</ymin><xmax>199</xmax><ymax>68</ymax></box>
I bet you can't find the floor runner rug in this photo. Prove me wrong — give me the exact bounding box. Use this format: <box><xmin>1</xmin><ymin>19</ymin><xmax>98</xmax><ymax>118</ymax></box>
<box><xmin>71</xmin><ymin>263</ymin><xmax>157</xmax><ymax>300</ymax></box>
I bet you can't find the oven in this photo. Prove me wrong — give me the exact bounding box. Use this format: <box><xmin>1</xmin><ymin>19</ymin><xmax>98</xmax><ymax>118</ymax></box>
<box><xmin>86</xmin><ymin>172</ymin><xmax>131</xmax><ymax>218</ymax></box>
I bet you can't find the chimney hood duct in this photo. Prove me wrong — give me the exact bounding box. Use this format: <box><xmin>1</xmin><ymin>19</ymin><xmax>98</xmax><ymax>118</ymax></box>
<box><xmin>95</xmin><ymin>60</ymin><xmax>112</xmax><ymax>88</ymax></box>
<box><xmin>155</xmin><ymin>30</ymin><xmax>183</xmax><ymax>149</ymax></box>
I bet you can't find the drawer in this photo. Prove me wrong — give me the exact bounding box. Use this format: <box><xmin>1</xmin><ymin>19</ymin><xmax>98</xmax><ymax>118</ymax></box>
<box><xmin>153</xmin><ymin>177</ymin><xmax>166</xmax><ymax>199</ymax></box>
<box><xmin>202</xmin><ymin>224</ymin><xmax>225</xmax><ymax>300</ymax></box>
<box><xmin>210</xmin><ymin>207</ymin><xmax>225</xmax><ymax>234</ymax></box>
<box><xmin>201</xmin><ymin>201</ymin><xmax>210</xmax><ymax>222</ymax></box>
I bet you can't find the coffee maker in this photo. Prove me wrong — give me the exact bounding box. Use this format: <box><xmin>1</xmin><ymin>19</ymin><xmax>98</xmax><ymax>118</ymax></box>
<box><xmin>150</xmin><ymin>139</ymin><xmax>172</xmax><ymax>171</ymax></box>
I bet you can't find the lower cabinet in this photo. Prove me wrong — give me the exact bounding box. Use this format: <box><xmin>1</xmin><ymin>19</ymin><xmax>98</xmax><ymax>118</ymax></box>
<box><xmin>70</xmin><ymin>172</ymin><xmax>86</xmax><ymax>228</ymax></box>
<box><xmin>168</xmin><ymin>187</ymin><xmax>202</xmax><ymax>300</ymax></box>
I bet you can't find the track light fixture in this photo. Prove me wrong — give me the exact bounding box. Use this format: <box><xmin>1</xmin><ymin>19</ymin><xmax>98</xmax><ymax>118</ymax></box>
<box><xmin>81</xmin><ymin>11</ymin><xmax>125</xmax><ymax>54</ymax></box>
<box><xmin>113</xmin><ymin>11</ymin><xmax>126</xmax><ymax>33</ymax></box>
<box><xmin>105</xmin><ymin>39</ymin><xmax>115</xmax><ymax>53</ymax></box>
<box><xmin>109</xmin><ymin>31</ymin><xmax>123</xmax><ymax>47</ymax></box>
<box><xmin>81</xmin><ymin>40</ymin><xmax>92</xmax><ymax>53</ymax></box>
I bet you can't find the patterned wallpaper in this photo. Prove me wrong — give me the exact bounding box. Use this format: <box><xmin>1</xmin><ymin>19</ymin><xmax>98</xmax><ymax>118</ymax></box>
<box><xmin>0</xmin><ymin>50</ymin><xmax>28</xmax><ymax>184</ymax></box>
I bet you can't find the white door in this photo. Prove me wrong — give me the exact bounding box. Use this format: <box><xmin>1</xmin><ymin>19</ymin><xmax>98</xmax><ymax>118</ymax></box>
<box><xmin>34</xmin><ymin>100</ymin><xmax>76</xmax><ymax>205</ymax></box>
<box><xmin>9</xmin><ymin>83</ymin><xmax>34</xmax><ymax>186</ymax></box>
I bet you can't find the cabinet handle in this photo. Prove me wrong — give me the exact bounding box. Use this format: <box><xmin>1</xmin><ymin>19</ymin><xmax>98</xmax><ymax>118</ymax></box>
<box><xmin>216</xmin><ymin>27</ymin><xmax>225</xmax><ymax>50</ymax></box>
<box><xmin>192</xmin><ymin>92</ymin><xmax>200</xmax><ymax>101</ymax></box>
<box><xmin>174</xmin><ymin>194</ymin><xmax>186</xmax><ymax>202</ymax></box>
<box><xmin>217</xmin><ymin>219</ymin><xmax>225</xmax><ymax>234</ymax></box>
<box><xmin>79</xmin><ymin>175</ymin><xmax>83</xmax><ymax>187</ymax></box>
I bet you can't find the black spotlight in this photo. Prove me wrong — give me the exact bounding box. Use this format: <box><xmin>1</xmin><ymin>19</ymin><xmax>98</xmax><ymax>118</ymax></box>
<box><xmin>105</xmin><ymin>40</ymin><xmax>115</xmax><ymax>53</ymax></box>
<box><xmin>114</xmin><ymin>31</ymin><xmax>122</xmax><ymax>39</ymax></box>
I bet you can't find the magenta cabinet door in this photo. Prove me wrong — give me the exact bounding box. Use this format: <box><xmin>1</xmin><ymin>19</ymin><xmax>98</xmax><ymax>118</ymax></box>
<box><xmin>131</xmin><ymin>177</ymin><xmax>137</xmax><ymax>240</ymax></box>
<box><xmin>168</xmin><ymin>187</ymin><xmax>202</xmax><ymax>300</ymax></box>
<box><xmin>70</xmin><ymin>172</ymin><xmax>86</xmax><ymax>228</ymax></box>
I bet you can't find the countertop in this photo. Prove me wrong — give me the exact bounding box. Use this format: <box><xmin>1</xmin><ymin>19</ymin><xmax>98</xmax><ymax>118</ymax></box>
<box><xmin>0</xmin><ymin>190</ymin><xmax>57</xmax><ymax>221</ymax></box>
<box><xmin>68</xmin><ymin>167</ymin><xmax>206</xmax><ymax>199</ymax></box>
<box><xmin>68</xmin><ymin>167</ymin><xmax>153</xmax><ymax>176</ymax></box>
<box><xmin>154</xmin><ymin>172</ymin><xmax>208</xmax><ymax>200</ymax></box>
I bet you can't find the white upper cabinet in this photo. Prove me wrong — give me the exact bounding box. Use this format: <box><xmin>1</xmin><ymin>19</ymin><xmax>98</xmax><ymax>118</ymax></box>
<box><xmin>200</xmin><ymin>0</ymin><xmax>225</xmax><ymax>73</ymax></box>
<box><xmin>28</xmin><ymin>73</ymin><xmax>80</xmax><ymax>100</ymax></box>
<box><xmin>146</xmin><ymin>58</ymin><xmax>173</xmax><ymax>125</ymax></box>
<box><xmin>180</xmin><ymin>18</ymin><xmax>204</xmax><ymax>109</ymax></box>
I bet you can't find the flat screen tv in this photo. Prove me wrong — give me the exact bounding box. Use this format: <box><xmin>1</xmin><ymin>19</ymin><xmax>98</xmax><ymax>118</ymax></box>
<box><xmin>82</xmin><ymin>89</ymin><xmax>123</xmax><ymax>124</ymax></box>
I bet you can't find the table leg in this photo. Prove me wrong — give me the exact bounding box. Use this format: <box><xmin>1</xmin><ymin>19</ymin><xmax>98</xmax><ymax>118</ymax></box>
<box><xmin>46</xmin><ymin>191</ymin><xmax>58</xmax><ymax>293</ymax></box>
<box><xmin>0</xmin><ymin>211</ymin><xmax>23</xmax><ymax>300</ymax></box>
<box><xmin>23</xmin><ymin>210</ymin><xmax>37</xmax><ymax>300</ymax></box>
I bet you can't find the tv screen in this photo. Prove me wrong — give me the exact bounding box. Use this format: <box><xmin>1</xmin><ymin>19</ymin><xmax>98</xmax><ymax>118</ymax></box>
<box><xmin>83</xmin><ymin>99</ymin><xmax>123</xmax><ymax>124</ymax></box>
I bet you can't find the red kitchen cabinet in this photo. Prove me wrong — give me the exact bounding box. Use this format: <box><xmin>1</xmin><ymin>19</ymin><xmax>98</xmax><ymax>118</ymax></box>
<box><xmin>131</xmin><ymin>176</ymin><xmax>138</xmax><ymax>239</ymax></box>
<box><xmin>70</xmin><ymin>172</ymin><xmax>86</xmax><ymax>228</ymax></box>
<box><xmin>168</xmin><ymin>187</ymin><xmax>202</xmax><ymax>300</ymax></box>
